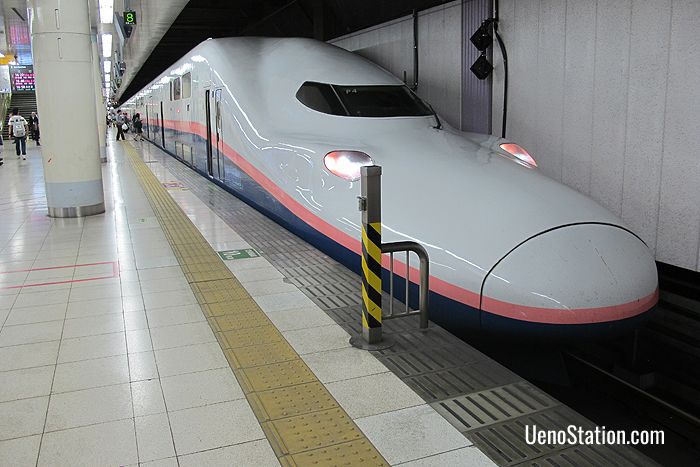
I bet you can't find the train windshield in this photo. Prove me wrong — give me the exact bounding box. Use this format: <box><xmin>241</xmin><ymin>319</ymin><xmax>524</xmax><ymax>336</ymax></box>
<box><xmin>296</xmin><ymin>82</ymin><xmax>432</xmax><ymax>118</ymax></box>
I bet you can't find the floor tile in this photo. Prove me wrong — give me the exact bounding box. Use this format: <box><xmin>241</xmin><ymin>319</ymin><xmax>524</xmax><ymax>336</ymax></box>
<box><xmin>4</xmin><ymin>303</ymin><xmax>67</xmax><ymax>326</ymax></box>
<box><xmin>139</xmin><ymin>276</ymin><xmax>189</xmax><ymax>294</ymax></box>
<box><xmin>161</xmin><ymin>368</ymin><xmax>244</xmax><ymax>411</ymax></box>
<box><xmin>61</xmin><ymin>313</ymin><xmax>124</xmax><ymax>339</ymax></box>
<box><xmin>254</xmin><ymin>290</ymin><xmax>317</xmax><ymax>313</ymax></box>
<box><xmin>128</xmin><ymin>351</ymin><xmax>159</xmax><ymax>381</ymax></box>
<box><xmin>327</xmin><ymin>372</ymin><xmax>424</xmax><ymax>419</ymax></box>
<box><xmin>65</xmin><ymin>297</ymin><xmax>123</xmax><ymax>318</ymax></box>
<box><xmin>143</xmin><ymin>289</ymin><xmax>197</xmax><ymax>310</ymax></box>
<box><xmin>45</xmin><ymin>383</ymin><xmax>132</xmax><ymax>431</ymax></box>
<box><xmin>57</xmin><ymin>332</ymin><xmax>127</xmax><ymax>363</ymax></box>
<box><xmin>38</xmin><ymin>419</ymin><xmax>138</xmax><ymax>467</ymax></box>
<box><xmin>266</xmin><ymin>306</ymin><xmax>335</xmax><ymax>331</ymax></box>
<box><xmin>0</xmin><ymin>435</ymin><xmax>41</xmax><ymax>467</ymax></box>
<box><xmin>150</xmin><ymin>322</ymin><xmax>216</xmax><ymax>350</ymax></box>
<box><xmin>69</xmin><ymin>283</ymin><xmax>122</xmax><ymax>302</ymax></box>
<box><xmin>131</xmin><ymin>379</ymin><xmax>166</xmax><ymax>416</ymax></box>
<box><xmin>178</xmin><ymin>439</ymin><xmax>279</xmax><ymax>467</ymax></box>
<box><xmin>154</xmin><ymin>342</ymin><xmax>227</xmax><ymax>377</ymax></box>
<box><xmin>282</xmin><ymin>324</ymin><xmax>351</xmax><ymax>355</ymax></box>
<box><xmin>355</xmin><ymin>405</ymin><xmax>470</xmax><ymax>465</ymax></box>
<box><xmin>0</xmin><ymin>396</ymin><xmax>49</xmax><ymax>440</ymax></box>
<box><xmin>52</xmin><ymin>354</ymin><xmax>129</xmax><ymax>393</ymax></box>
<box><xmin>13</xmin><ymin>289</ymin><xmax>69</xmax><ymax>308</ymax></box>
<box><xmin>0</xmin><ymin>341</ymin><xmax>60</xmax><ymax>372</ymax></box>
<box><xmin>244</xmin><ymin>278</ymin><xmax>299</xmax><ymax>297</ymax></box>
<box><xmin>0</xmin><ymin>365</ymin><xmax>54</xmax><ymax>402</ymax></box>
<box><xmin>397</xmin><ymin>446</ymin><xmax>496</xmax><ymax>466</ymax></box>
<box><xmin>136</xmin><ymin>456</ymin><xmax>178</xmax><ymax>467</ymax></box>
<box><xmin>168</xmin><ymin>400</ymin><xmax>265</xmax><ymax>455</ymax></box>
<box><xmin>302</xmin><ymin>346</ymin><xmax>389</xmax><ymax>384</ymax></box>
<box><xmin>0</xmin><ymin>320</ymin><xmax>63</xmax><ymax>347</ymax></box>
<box><xmin>232</xmin><ymin>266</ymin><xmax>284</xmax><ymax>284</ymax></box>
<box><xmin>126</xmin><ymin>328</ymin><xmax>153</xmax><ymax>353</ymax></box>
<box><xmin>137</xmin><ymin>266</ymin><xmax>184</xmax><ymax>282</ymax></box>
<box><xmin>146</xmin><ymin>304</ymin><xmax>205</xmax><ymax>328</ymax></box>
<box><xmin>135</xmin><ymin>413</ymin><xmax>175</xmax><ymax>463</ymax></box>
<box><xmin>124</xmin><ymin>310</ymin><xmax>148</xmax><ymax>331</ymax></box>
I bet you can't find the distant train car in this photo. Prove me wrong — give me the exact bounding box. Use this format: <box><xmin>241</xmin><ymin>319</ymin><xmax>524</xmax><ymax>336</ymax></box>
<box><xmin>126</xmin><ymin>37</ymin><xmax>658</xmax><ymax>338</ymax></box>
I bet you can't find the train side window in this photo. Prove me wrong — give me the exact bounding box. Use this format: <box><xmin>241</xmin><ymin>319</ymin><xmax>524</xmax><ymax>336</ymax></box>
<box><xmin>173</xmin><ymin>77</ymin><xmax>181</xmax><ymax>101</ymax></box>
<box><xmin>296</xmin><ymin>82</ymin><xmax>345</xmax><ymax>116</ymax></box>
<box><xmin>182</xmin><ymin>73</ymin><xmax>191</xmax><ymax>99</ymax></box>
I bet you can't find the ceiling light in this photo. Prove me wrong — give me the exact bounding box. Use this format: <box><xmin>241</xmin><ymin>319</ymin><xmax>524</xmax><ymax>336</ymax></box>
<box><xmin>103</xmin><ymin>60</ymin><xmax>111</xmax><ymax>74</ymax></box>
<box><xmin>101</xmin><ymin>33</ymin><xmax>112</xmax><ymax>58</ymax></box>
<box><xmin>99</xmin><ymin>0</ymin><xmax>114</xmax><ymax>24</ymax></box>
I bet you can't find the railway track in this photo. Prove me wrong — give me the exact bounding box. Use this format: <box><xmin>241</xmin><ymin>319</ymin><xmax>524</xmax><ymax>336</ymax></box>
<box><xmin>561</xmin><ymin>263</ymin><xmax>700</xmax><ymax>461</ymax></box>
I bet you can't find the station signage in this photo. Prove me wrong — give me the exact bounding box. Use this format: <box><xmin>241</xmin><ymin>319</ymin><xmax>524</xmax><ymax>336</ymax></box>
<box><xmin>9</xmin><ymin>65</ymin><xmax>34</xmax><ymax>92</ymax></box>
<box><xmin>124</xmin><ymin>11</ymin><xmax>137</xmax><ymax>25</ymax></box>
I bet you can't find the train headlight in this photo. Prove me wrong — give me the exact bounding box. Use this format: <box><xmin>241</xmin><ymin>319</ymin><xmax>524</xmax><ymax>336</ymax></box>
<box><xmin>324</xmin><ymin>151</ymin><xmax>373</xmax><ymax>181</ymax></box>
<box><xmin>499</xmin><ymin>143</ymin><xmax>537</xmax><ymax>168</ymax></box>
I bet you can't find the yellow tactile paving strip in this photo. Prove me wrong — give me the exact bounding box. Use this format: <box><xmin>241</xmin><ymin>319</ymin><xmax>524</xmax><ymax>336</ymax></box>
<box><xmin>125</xmin><ymin>143</ymin><xmax>388</xmax><ymax>467</ymax></box>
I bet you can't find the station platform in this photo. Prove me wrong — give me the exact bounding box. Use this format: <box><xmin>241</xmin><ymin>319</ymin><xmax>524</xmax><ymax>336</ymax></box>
<box><xmin>0</xmin><ymin>137</ymin><xmax>654</xmax><ymax>466</ymax></box>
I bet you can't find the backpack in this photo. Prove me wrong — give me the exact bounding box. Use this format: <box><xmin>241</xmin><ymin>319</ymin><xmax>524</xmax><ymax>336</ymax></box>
<box><xmin>11</xmin><ymin>117</ymin><xmax>25</xmax><ymax>137</ymax></box>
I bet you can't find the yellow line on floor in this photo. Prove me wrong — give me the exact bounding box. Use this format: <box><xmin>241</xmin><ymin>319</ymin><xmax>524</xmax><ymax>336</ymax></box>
<box><xmin>124</xmin><ymin>143</ymin><xmax>388</xmax><ymax>466</ymax></box>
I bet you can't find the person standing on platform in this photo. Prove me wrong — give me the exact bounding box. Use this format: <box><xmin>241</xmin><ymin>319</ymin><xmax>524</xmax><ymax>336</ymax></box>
<box><xmin>133</xmin><ymin>113</ymin><xmax>144</xmax><ymax>142</ymax></box>
<box><xmin>116</xmin><ymin>111</ymin><xmax>127</xmax><ymax>141</ymax></box>
<box><xmin>8</xmin><ymin>108</ymin><xmax>28</xmax><ymax>160</ymax></box>
<box><xmin>30</xmin><ymin>112</ymin><xmax>40</xmax><ymax>146</ymax></box>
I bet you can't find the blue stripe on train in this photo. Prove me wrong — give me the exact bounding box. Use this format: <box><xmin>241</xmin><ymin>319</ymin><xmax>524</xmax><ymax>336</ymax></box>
<box><xmin>143</xmin><ymin>123</ymin><xmax>651</xmax><ymax>339</ymax></box>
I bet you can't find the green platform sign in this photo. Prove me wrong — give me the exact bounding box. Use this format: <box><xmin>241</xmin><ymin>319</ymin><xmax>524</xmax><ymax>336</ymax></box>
<box><xmin>218</xmin><ymin>249</ymin><xmax>259</xmax><ymax>261</ymax></box>
<box><xmin>124</xmin><ymin>11</ymin><xmax>137</xmax><ymax>25</ymax></box>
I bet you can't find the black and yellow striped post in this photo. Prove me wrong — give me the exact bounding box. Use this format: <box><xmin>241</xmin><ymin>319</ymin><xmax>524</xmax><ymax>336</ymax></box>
<box><xmin>351</xmin><ymin>165</ymin><xmax>393</xmax><ymax>350</ymax></box>
<box><xmin>361</xmin><ymin>165</ymin><xmax>383</xmax><ymax>345</ymax></box>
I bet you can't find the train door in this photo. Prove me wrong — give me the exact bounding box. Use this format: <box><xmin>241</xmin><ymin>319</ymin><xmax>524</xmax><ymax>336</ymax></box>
<box><xmin>205</xmin><ymin>89</ymin><xmax>214</xmax><ymax>176</ymax></box>
<box><xmin>160</xmin><ymin>101</ymin><xmax>165</xmax><ymax>148</ymax></box>
<box><xmin>214</xmin><ymin>89</ymin><xmax>224</xmax><ymax>181</ymax></box>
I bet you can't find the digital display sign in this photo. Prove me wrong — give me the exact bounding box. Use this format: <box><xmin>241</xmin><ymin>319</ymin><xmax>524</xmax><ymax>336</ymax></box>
<box><xmin>124</xmin><ymin>11</ymin><xmax>136</xmax><ymax>25</ymax></box>
<box><xmin>9</xmin><ymin>65</ymin><xmax>34</xmax><ymax>92</ymax></box>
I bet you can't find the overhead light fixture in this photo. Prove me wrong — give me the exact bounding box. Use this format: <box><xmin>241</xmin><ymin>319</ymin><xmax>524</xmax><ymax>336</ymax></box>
<box><xmin>101</xmin><ymin>33</ymin><xmax>112</xmax><ymax>58</ymax></box>
<box><xmin>105</xmin><ymin>74</ymin><xmax>111</xmax><ymax>83</ymax></box>
<box><xmin>98</xmin><ymin>0</ymin><xmax>114</xmax><ymax>24</ymax></box>
<box><xmin>103</xmin><ymin>60</ymin><xmax>111</xmax><ymax>74</ymax></box>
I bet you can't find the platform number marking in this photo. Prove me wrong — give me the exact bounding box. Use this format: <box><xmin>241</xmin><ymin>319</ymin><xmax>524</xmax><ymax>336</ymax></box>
<box><xmin>124</xmin><ymin>11</ymin><xmax>137</xmax><ymax>25</ymax></box>
<box><xmin>218</xmin><ymin>249</ymin><xmax>260</xmax><ymax>261</ymax></box>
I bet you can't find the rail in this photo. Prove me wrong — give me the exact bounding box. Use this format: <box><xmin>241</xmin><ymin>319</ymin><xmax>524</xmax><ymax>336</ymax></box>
<box><xmin>382</xmin><ymin>241</ymin><xmax>429</xmax><ymax>329</ymax></box>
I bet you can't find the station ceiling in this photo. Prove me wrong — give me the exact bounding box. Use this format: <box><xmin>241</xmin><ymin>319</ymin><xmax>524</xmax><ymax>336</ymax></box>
<box><xmin>119</xmin><ymin>0</ymin><xmax>454</xmax><ymax>103</ymax></box>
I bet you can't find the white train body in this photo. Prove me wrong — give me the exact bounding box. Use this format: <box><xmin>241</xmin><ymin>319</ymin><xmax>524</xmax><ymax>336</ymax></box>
<box><xmin>126</xmin><ymin>37</ymin><xmax>658</xmax><ymax>336</ymax></box>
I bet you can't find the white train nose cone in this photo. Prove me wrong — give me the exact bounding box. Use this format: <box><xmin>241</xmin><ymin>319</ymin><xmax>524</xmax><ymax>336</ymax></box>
<box><xmin>481</xmin><ymin>224</ymin><xmax>658</xmax><ymax>326</ymax></box>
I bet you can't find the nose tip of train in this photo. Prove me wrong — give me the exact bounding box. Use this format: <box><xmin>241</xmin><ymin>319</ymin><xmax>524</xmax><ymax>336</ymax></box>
<box><xmin>480</xmin><ymin>224</ymin><xmax>659</xmax><ymax>338</ymax></box>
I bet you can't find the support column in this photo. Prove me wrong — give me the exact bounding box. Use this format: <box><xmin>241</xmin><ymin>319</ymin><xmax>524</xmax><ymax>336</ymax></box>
<box><xmin>29</xmin><ymin>0</ymin><xmax>105</xmax><ymax>217</ymax></box>
<box><xmin>91</xmin><ymin>34</ymin><xmax>107</xmax><ymax>163</ymax></box>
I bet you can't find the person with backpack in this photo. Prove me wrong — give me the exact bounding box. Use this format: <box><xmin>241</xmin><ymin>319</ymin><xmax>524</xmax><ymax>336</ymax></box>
<box><xmin>8</xmin><ymin>108</ymin><xmax>28</xmax><ymax>160</ymax></box>
<box><xmin>133</xmin><ymin>113</ymin><xmax>144</xmax><ymax>141</ymax></box>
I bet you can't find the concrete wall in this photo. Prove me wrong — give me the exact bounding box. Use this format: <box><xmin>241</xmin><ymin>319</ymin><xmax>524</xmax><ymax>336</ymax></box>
<box><xmin>330</xmin><ymin>1</ymin><xmax>466</xmax><ymax>130</ymax></box>
<box><xmin>492</xmin><ymin>0</ymin><xmax>700</xmax><ymax>271</ymax></box>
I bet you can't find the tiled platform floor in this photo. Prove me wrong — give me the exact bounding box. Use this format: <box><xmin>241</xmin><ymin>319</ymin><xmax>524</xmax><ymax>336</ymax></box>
<box><xmin>0</xmin><ymin>138</ymin><xmax>495</xmax><ymax>466</ymax></box>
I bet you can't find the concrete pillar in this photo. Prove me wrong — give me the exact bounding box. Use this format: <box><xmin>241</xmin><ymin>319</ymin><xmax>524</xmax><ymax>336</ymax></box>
<box><xmin>91</xmin><ymin>34</ymin><xmax>107</xmax><ymax>163</ymax></box>
<box><xmin>29</xmin><ymin>0</ymin><xmax>105</xmax><ymax>217</ymax></box>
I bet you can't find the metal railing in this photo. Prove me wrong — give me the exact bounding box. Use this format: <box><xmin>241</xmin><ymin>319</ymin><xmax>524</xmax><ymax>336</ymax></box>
<box><xmin>350</xmin><ymin>164</ymin><xmax>430</xmax><ymax>350</ymax></box>
<box><xmin>382</xmin><ymin>241</ymin><xmax>429</xmax><ymax>329</ymax></box>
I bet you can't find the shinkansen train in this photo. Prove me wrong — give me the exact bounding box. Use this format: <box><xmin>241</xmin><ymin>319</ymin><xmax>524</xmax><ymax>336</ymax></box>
<box><xmin>125</xmin><ymin>37</ymin><xmax>658</xmax><ymax>337</ymax></box>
